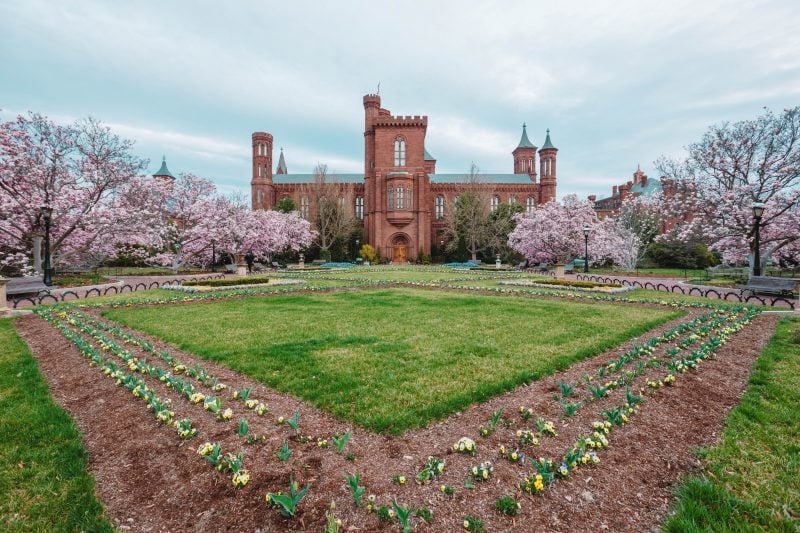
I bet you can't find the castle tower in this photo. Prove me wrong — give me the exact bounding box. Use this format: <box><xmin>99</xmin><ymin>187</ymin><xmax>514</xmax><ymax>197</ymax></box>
<box><xmin>251</xmin><ymin>132</ymin><xmax>274</xmax><ymax>210</ymax></box>
<box><xmin>539</xmin><ymin>129</ymin><xmax>558</xmax><ymax>203</ymax></box>
<box><xmin>362</xmin><ymin>93</ymin><xmax>430</xmax><ymax>260</ymax></box>
<box><xmin>512</xmin><ymin>123</ymin><xmax>538</xmax><ymax>181</ymax></box>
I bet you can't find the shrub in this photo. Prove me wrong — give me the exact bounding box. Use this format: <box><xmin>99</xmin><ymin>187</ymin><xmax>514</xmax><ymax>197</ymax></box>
<box><xmin>359</xmin><ymin>244</ymin><xmax>380</xmax><ymax>263</ymax></box>
<box><xmin>183</xmin><ymin>276</ymin><xmax>270</xmax><ymax>287</ymax></box>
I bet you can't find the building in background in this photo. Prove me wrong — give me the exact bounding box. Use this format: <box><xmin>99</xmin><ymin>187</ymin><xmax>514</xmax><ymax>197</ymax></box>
<box><xmin>251</xmin><ymin>94</ymin><xmax>558</xmax><ymax>262</ymax></box>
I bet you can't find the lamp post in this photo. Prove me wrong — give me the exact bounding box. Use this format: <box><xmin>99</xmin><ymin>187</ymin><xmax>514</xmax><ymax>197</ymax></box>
<box><xmin>752</xmin><ymin>202</ymin><xmax>765</xmax><ymax>277</ymax></box>
<box><xmin>211</xmin><ymin>240</ymin><xmax>216</xmax><ymax>273</ymax></box>
<box><xmin>583</xmin><ymin>224</ymin><xmax>590</xmax><ymax>274</ymax></box>
<box><xmin>40</xmin><ymin>204</ymin><xmax>54</xmax><ymax>286</ymax></box>
<box><xmin>440</xmin><ymin>239</ymin><xmax>445</xmax><ymax>263</ymax></box>
<box><xmin>355</xmin><ymin>238</ymin><xmax>360</xmax><ymax>262</ymax></box>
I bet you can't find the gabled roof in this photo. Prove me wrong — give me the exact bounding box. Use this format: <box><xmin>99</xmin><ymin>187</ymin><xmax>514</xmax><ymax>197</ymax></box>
<box><xmin>516</xmin><ymin>123</ymin><xmax>536</xmax><ymax>149</ymax></box>
<box><xmin>541</xmin><ymin>129</ymin><xmax>556</xmax><ymax>150</ymax></box>
<box><xmin>272</xmin><ymin>174</ymin><xmax>365</xmax><ymax>184</ymax></box>
<box><xmin>271</xmin><ymin>173</ymin><xmax>535</xmax><ymax>185</ymax></box>
<box><xmin>429</xmin><ymin>173</ymin><xmax>533</xmax><ymax>184</ymax></box>
<box><xmin>153</xmin><ymin>156</ymin><xmax>175</xmax><ymax>178</ymax></box>
<box><xmin>424</xmin><ymin>148</ymin><xmax>436</xmax><ymax>161</ymax></box>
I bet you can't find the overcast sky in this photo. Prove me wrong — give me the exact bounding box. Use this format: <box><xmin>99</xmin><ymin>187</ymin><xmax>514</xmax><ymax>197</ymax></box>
<box><xmin>2</xmin><ymin>0</ymin><xmax>798</xmax><ymax>200</ymax></box>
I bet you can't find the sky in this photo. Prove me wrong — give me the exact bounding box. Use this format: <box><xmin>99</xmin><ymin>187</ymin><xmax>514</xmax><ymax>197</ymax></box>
<box><xmin>1</xmin><ymin>0</ymin><xmax>799</xmax><ymax>200</ymax></box>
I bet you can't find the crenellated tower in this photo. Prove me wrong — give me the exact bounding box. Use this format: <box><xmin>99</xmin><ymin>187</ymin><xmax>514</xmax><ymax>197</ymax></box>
<box><xmin>512</xmin><ymin>123</ymin><xmax>538</xmax><ymax>181</ymax></box>
<box><xmin>251</xmin><ymin>132</ymin><xmax>274</xmax><ymax>210</ymax></box>
<box><xmin>539</xmin><ymin>128</ymin><xmax>557</xmax><ymax>203</ymax></box>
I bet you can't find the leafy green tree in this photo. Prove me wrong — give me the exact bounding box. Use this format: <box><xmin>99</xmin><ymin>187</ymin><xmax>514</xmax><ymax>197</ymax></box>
<box><xmin>274</xmin><ymin>196</ymin><xmax>296</xmax><ymax>213</ymax></box>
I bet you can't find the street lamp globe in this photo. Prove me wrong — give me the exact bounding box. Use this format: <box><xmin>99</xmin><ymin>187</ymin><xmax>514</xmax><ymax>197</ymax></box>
<box><xmin>751</xmin><ymin>202</ymin><xmax>765</xmax><ymax>219</ymax></box>
<box><xmin>583</xmin><ymin>224</ymin><xmax>591</xmax><ymax>237</ymax></box>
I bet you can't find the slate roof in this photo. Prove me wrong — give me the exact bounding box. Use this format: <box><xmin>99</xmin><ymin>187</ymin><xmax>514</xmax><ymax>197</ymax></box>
<box><xmin>271</xmin><ymin>173</ymin><xmax>534</xmax><ymax>185</ymax></box>
<box><xmin>516</xmin><ymin>123</ymin><xmax>535</xmax><ymax>149</ymax></box>
<box><xmin>429</xmin><ymin>173</ymin><xmax>533</xmax><ymax>184</ymax></box>
<box><xmin>153</xmin><ymin>156</ymin><xmax>175</xmax><ymax>178</ymax></box>
<box><xmin>541</xmin><ymin>128</ymin><xmax>557</xmax><ymax>150</ymax></box>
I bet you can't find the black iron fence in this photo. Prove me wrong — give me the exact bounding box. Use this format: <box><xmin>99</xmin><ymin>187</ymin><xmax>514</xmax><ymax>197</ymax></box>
<box><xmin>9</xmin><ymin>274</ymin><xmax>226</xmax><ymax>309</ymax></box>
<box><xmin>575</xmin><ymin>274</ymin><xmax>796</xmax><ymax>310</ymax></box>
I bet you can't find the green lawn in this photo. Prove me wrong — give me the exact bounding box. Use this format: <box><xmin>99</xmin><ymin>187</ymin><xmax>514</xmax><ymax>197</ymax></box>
<box><xmin>104</xmin><ymin>288</ymin><xmax>680</xmax><ymax>434</ymax></box>
<box><xmin>664</xmin><ymin>317</ymin><xmax>800</xmax><ymax>532</ymax></box>
<box><xmin>0</xmin><ymin>319</ymin><xmax>112</xmax><ymax>532</ymax></box>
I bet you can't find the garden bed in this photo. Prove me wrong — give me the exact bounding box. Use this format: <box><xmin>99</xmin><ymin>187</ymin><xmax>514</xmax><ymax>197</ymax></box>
<box><xmin>10</xmin><ymin>289</ymin><xmax>779</xmax><ymax>532</ymax></box>
<box><xmin>499</xmin><ymin>278</ymin><xmax>632</xmax><ymax>294</ymax></box>
<box><xmin>171</xmin><ymin>278</ymin><xmax>305</xmax><ymax>293</ymax></box>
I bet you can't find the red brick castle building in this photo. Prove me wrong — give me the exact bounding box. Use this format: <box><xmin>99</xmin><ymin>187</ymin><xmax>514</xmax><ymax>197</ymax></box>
<box><xmin>251</xmin><ymin>94</ymin><xmax>558</xmax><ymax>262</ymax></box>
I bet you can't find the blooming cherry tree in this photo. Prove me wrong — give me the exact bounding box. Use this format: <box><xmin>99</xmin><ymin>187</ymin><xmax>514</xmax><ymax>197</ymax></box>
<box><xmin>657</xmin><ymin>106</ymin><xmax>800</xmax><ymax>272</ymax></box>
<box><xmin>508</xmin><ymin>195</ymin><xmax>634</xmax><ymax>267</ymax></box>
<box><xmin>0</xmin><ymin>112</ymin><xmax>149</xmax><ymax>269</ymax></box>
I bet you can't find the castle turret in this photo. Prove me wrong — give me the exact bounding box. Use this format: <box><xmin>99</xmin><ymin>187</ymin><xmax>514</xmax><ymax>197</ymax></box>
<box><xmin>153</xmin><ymin>156</ymin><xmax>175</xmax><ymax>183</ymax></box>
<box><xmin>276</xmin><ymin>148</ymin><xmax>287</xmax><ymax>174</ymax></box>
<box><xmin>512</xmin><ymin>123</ymin><xmax>537</xmax><ymax>181</ymax></box>
<box><xmin>251</xmin><ymin>132</ymin><xmax>274</xmax><ymax>210</ymax></box>
<box><xmin>539</xmin><ymin>128</ymin><xmax>557</xmax><ymax>203</ymax></box>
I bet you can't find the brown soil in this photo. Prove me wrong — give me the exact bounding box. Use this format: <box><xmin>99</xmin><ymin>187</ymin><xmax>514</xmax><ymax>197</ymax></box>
<box><xmin>14</xmin><ymin>298</ymin><xmax>780</xmax><ymax>533</ymax></box>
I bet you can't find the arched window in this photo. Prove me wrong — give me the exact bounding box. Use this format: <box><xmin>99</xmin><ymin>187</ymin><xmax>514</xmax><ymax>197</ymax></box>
<box><xmin>491</xmin><ymin>195</ymin><xmax>499</xmax><ymax>212</ymax></box>
<box><xmin>394</xmin><ymin>138</ymin><xmax>406</xmax><ymax>166</ymax></box>
<box><xmin>435</xmin><ymin>195</ymin><xmax>444</xmax><ymax>220</ymax></box>
<box><xmin>355</xmin><ymin>196</ymin><xmax>364</xmax><ymax>219</ymax></box>
<box><xmin>258</xmin><ymin>165</ymin><xmax>261</xmax><ymax>177</ymax></box>
<box><xmin>526</xmin><ymin>196</ymin><xmax>535</xmax><ymax>213</ymax></box>
<box><xmin>508</xmin><ymin>195</ymin><xmax>517</xmax><ymax>205</ymax></box>
<box><xmin>300</xmin><ymin>196</ymin><xmax>309</xmax><ymax>219</ymax></box>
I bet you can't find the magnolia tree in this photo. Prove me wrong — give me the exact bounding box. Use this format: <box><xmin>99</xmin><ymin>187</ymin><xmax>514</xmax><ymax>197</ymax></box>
<box><xmin>657</xmin><ymin>106</ymin><xmax>800</xmax><ymax>272</ymax></box>
<box><xmin>508</xmin><ymin>194</ymin><xmax>636</xmax><ymax>267</ymax></box>
<box><xmin>0</xmin><ymin>112</ymin><xmax>149</xmax><ymax>270</ymax></box>
<box><xmin>616</xmin><ymin>193</ymin><xmax>663</xmax><ymax>269</ymax></box>
<box><xmin>143</xmin><ymin>174</ymin><xmax>314</xmax><ymax>271</ymax></box>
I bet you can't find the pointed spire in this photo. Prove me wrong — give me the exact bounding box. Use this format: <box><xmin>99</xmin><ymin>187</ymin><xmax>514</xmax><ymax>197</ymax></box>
<box><xmin>541</xmin><ymin>128</ymin><xmax>556</xmax><ymax>150</ymax></box>
<box><xmin>516</xmin><ymin>123</ymin><xmax>535</xmax><ymax>149</ymax></box>
<box><xmin>276</xmin><ymin>147</ymin><xmax>287</xmax><ymax>174</ymax></box>
<box><xmin>153</xmin><ymin>156</ymin><xmax>175</xmax><ymax>179</ymax></box>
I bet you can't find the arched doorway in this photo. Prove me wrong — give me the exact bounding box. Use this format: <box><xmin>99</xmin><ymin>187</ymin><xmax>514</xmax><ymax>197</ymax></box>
<box><xmin>390</xmin><ymin>234</ymin><xmax>409</xmax><ymax>263</ymax></box>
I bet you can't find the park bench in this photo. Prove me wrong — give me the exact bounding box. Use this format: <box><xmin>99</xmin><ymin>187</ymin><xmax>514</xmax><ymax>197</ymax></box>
<box><xmin>515</xmin><ymin>260</ymin><xmax>528</xmax><ymax>271</ymax></box>
<box><xmin>533</xmin><ymin>262</ymin><xmax>549</xmax><ymax>273</ymax></box>
<box><xmin>271</xmin><ymin>261</ymin><xmax>285</xmax><ymax>270</ymax></box>
<box><xmin>740</xmin><ymin>276</ymin><xmax>798</xmax><ymax>297</ymax></box>
<box><xmin>6</xmin><ymin>276</ymin><xmax>51</xmax><ymax>296</ymax></box>
<box><xmin>564</xmin><ymin>262</ymin><xmax>574</xmax><ymax>274</ymax></box>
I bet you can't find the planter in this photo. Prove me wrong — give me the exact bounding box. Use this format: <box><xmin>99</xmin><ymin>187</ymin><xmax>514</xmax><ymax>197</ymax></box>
<box><xmin>553</xmin><ymin>263</ymin><xmax>566</xmax><ymax>278</ymax></box>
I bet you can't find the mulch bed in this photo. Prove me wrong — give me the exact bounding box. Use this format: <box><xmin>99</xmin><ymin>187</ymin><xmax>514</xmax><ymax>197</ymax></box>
<box><xmin>13</xmin><ymin>299</ymin><xmax>781</xmax><ymax>532</ymax></box>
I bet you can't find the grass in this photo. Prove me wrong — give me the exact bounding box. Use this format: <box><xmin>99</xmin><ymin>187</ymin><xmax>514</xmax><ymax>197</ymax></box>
<box><xmin>589</xmin><ymin>267</ymin><xmax>708</xmax><ymax>278</ymax></box>
<box><xmin>292</xmin><ymin>268</ymin><xmax>513</xmax><ymax>282</ymax></box>
<box><xmin>664</xmin><ymin>317</ymin><xmax>800</xmax><ymax>532</ymax></box>
<box><xmin>0</xmin><ymin>319</ymin><xmax>112</xmax><ymax>532</ymax></box>
<box><xmin>104</xmin><ymin>287</ymin><xmax>681</xmax><ymax>434</ymax></box>
<box><xmin>97</xmin><ymin>266</ymin><xmax>210</xmax><ymax>276</ymax></box>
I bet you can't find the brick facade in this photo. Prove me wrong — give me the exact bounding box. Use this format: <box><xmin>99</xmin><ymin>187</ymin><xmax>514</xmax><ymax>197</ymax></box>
<box><xmin>252</xmin><ymin>94</ymin><xmax>558</xmax><ymax>262</ymax></box>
